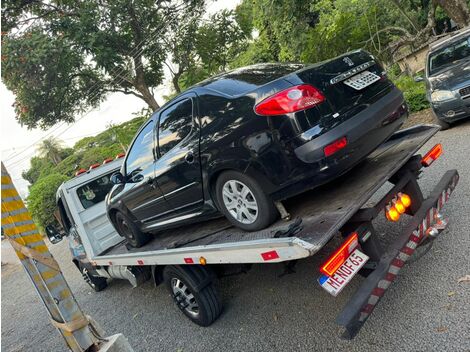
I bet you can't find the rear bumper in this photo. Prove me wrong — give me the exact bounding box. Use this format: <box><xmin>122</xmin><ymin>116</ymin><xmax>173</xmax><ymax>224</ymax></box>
<box><xmin>336</xmin><ymin>169</ymin><xmax>459</xmax><ymax>339</ymax></box>
<box><xmin>269</xmin><ymin>87</ymin><xmax>407</xmax><ymax>201</ymax></box>
<box><xmin>295</xmin><ymin>86</ymin><xmax>407</xmax><ymax>163</ymax></box>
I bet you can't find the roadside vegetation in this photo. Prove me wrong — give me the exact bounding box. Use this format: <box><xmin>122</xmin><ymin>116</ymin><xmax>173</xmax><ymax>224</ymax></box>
<box><xmin>23</xmin><ymin>113</ymin><xmax>147</xmax><ymax>230</ymax></box>
<box><xmin>2</xmin><ymin>0</ymin><xmax>469</xmax><ymax>230</ymax></box>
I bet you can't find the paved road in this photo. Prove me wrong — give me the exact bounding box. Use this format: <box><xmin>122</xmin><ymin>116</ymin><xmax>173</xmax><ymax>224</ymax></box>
<box><xmin>2</xmin><ymin>120</ymin><xmax>470</xmax><ymax>352</ymax></box>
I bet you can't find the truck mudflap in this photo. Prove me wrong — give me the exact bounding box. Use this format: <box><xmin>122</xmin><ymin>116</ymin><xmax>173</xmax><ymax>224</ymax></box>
<box><xmin>336</xmin><ymin>169</ymin><xmax>459</xmax><ymax>339</ymax></box>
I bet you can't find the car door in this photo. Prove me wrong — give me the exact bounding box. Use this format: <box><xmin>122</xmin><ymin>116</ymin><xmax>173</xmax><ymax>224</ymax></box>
<box><xmin>154</xmin><ymin>96</ymin><xmax>204</xmax><ymax>217</ymax></box>
<box><xmin>120</xmin><ymin>120</ymin><xmax>171</xmax><ymax>223</ymax></box>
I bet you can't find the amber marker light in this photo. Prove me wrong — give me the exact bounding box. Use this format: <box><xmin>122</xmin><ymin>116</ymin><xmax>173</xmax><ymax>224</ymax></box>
<box><xmin>394</xmin><ymin>199</ymin><xmax>406</xmax><ymax>214</ymax></box>
<box><xmin>386</xmin><ymin>205</ymin><xmax>400</xmax><ymax>222</ymax></box>
<box><xmin>399</xmin><ymin>193</ymin><xmax>412</xmax><ymax>208</ymax></box>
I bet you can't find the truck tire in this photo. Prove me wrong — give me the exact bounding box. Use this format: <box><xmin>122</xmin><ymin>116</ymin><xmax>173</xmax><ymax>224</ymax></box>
<box><xmin>80</xmin><ymin>264</ymin><xmax>107</xmax><ymax>292</ymax></box>
<box><xmin>163</xmin><ymin>265</ymin><xmax>222</xmax><ymax>327</ymax></box>
<box><xmin>114</xmin><ymin>211</ymin><xmax>150</xmax><ymax>248</ymax></box>
<box><xmin>215</xmin><ymin>171</ymin><xmax>278</xmax><ymax>231</ymax></box>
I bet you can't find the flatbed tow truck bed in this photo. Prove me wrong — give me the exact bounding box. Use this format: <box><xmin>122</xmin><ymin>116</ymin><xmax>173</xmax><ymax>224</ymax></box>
<box><xmin>86</xmin><ymin>124</ymin><xmax>459</xmax><ymax>338</ymax></box>
<box><xmin>97</xmin><ymin>124</ymin><xmax>448</xmax><ymax>263</ymax></box>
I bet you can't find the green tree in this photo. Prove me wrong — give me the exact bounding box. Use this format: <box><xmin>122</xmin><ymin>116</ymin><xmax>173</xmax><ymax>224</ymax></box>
<box><xmin>27</xmin><ymin>173</ymin><xmax>70</xmax><ymax>229</ymax></box>
<box><xmin>21</xmin><ymin>156</ymin><xmax>54</xmax><ymax>184</ymax></box>
<box><xmin>1</xmin><ymin>0</ymin><xmax>204</xmax><ymax>129</ymax></box>
<box><xmin>165</xmin><ymin>10</ymin><xmax>249</xmax><ymax>93</ymax></box>
<box><xmin>37</xmin><ymin>137</ymin><xmax>67</xmax><ymax>165</ymax></box>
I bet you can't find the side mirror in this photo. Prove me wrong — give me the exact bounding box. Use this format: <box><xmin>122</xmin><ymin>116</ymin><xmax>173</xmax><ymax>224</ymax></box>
<box><xmin>414</xmin><ymin>76</ymin><xmax>424</xmax><ymax>82</ymax></box>
<box><xmin>45</xmin><ymin>225</ymin><xmax>63</xmax><ymax>244</ymax></box>
<box><xmin>111</xmin><ymin>172</ymin><xmax>125</xmax><ymax>185</ymax></box>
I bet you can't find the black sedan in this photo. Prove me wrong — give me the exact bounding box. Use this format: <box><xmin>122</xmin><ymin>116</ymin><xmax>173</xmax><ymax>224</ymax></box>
<box><xmin>107</xmin><ymin>49</ymin><xmax>408</xmax><ymax>247</ymax></box>
<box><xmin>423</xmin><ymin>27</ymin><xmax>470</xmax><ymax>129</ymax></box>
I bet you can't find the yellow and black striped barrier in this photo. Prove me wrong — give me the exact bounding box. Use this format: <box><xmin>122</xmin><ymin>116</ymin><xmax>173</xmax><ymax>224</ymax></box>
<box><xmin>1</xmin><ymin>162</ymin><xmax>98</xmax><ymax>351</ymax></box>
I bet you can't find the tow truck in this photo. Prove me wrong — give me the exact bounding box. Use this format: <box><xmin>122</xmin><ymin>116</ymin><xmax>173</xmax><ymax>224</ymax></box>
<box><xmin>49</xmin><ymin>124</ymin><xmax>459</xmax><ymax>338</ymax></box>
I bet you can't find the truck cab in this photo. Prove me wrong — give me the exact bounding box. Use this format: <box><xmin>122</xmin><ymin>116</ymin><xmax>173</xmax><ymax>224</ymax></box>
<box><xmin>52</xmin><ymin>154</ymin><xmax>149</xmax><ymax>291</ymax></box>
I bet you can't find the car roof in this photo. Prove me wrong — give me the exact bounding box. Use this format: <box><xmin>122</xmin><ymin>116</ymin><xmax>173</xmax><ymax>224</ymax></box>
<box><xmin>429</xmin><ymin>27</ymin><xmax>470</xmax><ymax>52</ymax></box>
<box><xmin>191</xmin><ymin>63</ymin><xmax>305</xmax><ymax>97</ymax></box>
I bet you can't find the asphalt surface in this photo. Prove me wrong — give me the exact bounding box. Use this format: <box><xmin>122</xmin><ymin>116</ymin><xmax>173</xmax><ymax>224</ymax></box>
<box><xmin>2</xmin><ymin>119</ymin><xmax>470</xmax><ymax>352</ymax></box>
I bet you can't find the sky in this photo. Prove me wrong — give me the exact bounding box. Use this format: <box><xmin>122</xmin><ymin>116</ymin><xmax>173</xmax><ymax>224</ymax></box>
<box><xmin>1</xmin><ymin>0</ymin><xmax>240</xmax><ymax>199</ymax></box>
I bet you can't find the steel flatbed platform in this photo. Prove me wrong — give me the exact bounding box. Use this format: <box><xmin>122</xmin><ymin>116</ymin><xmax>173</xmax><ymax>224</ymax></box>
<box><xmin>93</xmin><ymin>124</ymin><xmax>441</xmax><ymax>267</ymax></box>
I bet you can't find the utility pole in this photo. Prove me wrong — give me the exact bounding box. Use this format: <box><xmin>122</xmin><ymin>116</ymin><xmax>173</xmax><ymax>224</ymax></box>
<box><xmin>1</xmin><ymin>162</ymin><xmax>133</xmax><ymax>351</ymax></box>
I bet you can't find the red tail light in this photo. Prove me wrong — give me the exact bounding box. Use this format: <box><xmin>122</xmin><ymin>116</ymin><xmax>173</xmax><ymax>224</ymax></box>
<box><xmin>421</xmin><ymin>144</ymin><xmax>442</xmax><ymax>167</ymax></box>
<box><xmin>324</xmin><ymin>136</ymin><xmax>348</xmax><ymax>157</ymax></box>
<box><xmin>254</xmin><ymin>84</ymin><xmax>325</xmax><ymax>116</ymax></box>
<box><xmin>116</xmin><ymin>153</ymin><xmax>125</xmax><ymax>159</ymax></box>
<box><xmin>89</xmin><ymin>163</ymin><xmax>100</xmax><ymax>170</ymax></box>
<box><xmin>320</xmin><ymin>232</ymin><xmax>359</xmax><ymax>277</ymax></box>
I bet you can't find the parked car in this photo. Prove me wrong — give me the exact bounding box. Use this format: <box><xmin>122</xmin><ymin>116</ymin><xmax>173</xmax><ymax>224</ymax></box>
<box><xmin>422</xmin><ymin>27</ymin><xmax>470</xmax><ymax>129</ymax></box>
<box><xmin>106</xmin><ymin>50</ymin><xmax>408</xmax><ymax>247</ymax></box>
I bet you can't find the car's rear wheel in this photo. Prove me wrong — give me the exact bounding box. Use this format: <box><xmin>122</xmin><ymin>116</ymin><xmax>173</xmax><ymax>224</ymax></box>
<box><xmin>215</xmin><ymin>171</ymin><xmax>278</xmax><ymax>231</ymax></box>
<box><xmin>114</xmin><ymin>212</ymin><xmax>150</xmax><ymax>248</ymax></box>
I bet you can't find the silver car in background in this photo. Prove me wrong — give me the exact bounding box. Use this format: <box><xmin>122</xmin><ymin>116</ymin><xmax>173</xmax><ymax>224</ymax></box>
<box><xmin>423</xmin><ymin>27</ymin><xmax>470</xmax><ymax>129</ymax></box>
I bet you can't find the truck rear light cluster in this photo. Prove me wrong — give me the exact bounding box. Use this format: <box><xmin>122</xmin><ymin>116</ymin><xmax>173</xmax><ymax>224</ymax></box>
<box><xmin>421</xmin><ymin>144</ymin><xmax>442</xmax><ymax>167</ymax></box>
<box><xmin>320</xmin><ymin>232</ymin><xmax>358</xmax><ymax>277</ymax></box>
<box><xmin>385</xmin><ymin>193</ymin><xmax>412</xmax><ymax>222</ymax></box>
<box><xmin>324</xmin><ymin>136</ymin><xmax>348</xmax><ymax>157</ymax></box>
<box><xmin>254</xmin><ymin>84</ymin><xmax>325</xmax><ymax>116</ymax></box>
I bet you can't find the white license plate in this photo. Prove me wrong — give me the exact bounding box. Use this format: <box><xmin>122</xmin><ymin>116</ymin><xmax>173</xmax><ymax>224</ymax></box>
<box><xmin>318</xmin><ymin>249</ymin><xmax>369</xmax><ymax>297</ymax></box>
<box><xmin>344</xmin><ymin>70</ymin><xmax>380</xmax><ymax>90</ymax></box>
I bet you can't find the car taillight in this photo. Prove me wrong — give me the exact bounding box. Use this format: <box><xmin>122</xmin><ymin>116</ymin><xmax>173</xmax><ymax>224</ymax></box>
<box><xmin>320</xmin><ymin>232</ymin><xmax>359</xmax><ymax>277</ymax></box>
<box><xmin>421</xmin><ymin>144</ymin><xmax>442</xmax><ymax>167</ymax></box>
<box><xmin>254</xmin><ymin>84</ymin><xmax>325</xmax><ymax>116</ymax></box>
<box><xmin>324</xmin><ymin>136</ymin><xmax>348</xmax><ymax>157</ymax></box>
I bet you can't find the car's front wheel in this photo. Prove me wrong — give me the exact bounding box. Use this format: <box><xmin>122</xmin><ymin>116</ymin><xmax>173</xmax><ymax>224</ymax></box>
<box><xmin>432</xmin><ymin>109</ymin><xmax>451</xmax><ymax>130</ymax></box>
<box><xmin>215</xmin><ymin>171</ymin><xmax>278</xmax><ymax>231</ymax></box>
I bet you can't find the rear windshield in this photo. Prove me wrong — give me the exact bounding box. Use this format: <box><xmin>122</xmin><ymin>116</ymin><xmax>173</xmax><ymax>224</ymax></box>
<box><xmin>199</xmin><ymin>63</ymin><xmax>304</xmax><ymax>96</ymax></box>
<box><xmin>76</xmin><ymin>172</ymin><xmax>115</xmax><ymax>209</ymax></box>
<box><xmin>428</xmin><ymin>36</ymin><xmax>470</xmax><ymax>75</ymax></box>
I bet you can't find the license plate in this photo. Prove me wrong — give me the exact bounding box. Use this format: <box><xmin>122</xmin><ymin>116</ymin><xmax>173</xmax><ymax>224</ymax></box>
<box><xmin>344</xmin><ymin>70</ymin><xmax>380</xmax><ymax>90</ymax></box>
<box><xmin>318</xmin><ymin>249</ymin><xmax>369</xmax><ymax>296</ymax></box>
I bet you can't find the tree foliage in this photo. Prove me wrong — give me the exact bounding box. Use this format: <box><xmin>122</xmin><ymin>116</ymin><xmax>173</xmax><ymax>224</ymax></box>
<box><xmin>164</xmin><ymin>9</ymin><xmax>249</xmax><ymax>93</ymax></box>
<box><xmin>23</xmin><ymin>112</ymin><xmax>147</xmax><ymax>229</ymax></box>
<box><xmin>1</xmin><ymin>0</ymin><xmax>204</xmax><ymax>129</ymax></box>
<box><xmin>27</xmin><ymin>173</ymin><xmax>69</xmax><ymax>231</ymax></box>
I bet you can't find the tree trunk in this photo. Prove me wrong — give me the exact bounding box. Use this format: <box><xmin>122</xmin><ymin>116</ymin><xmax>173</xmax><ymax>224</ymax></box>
<box><xmin>172</xmin><ymin>72</ymin><xmax>181</xmax><ymax>94</ymax></box>
<box><xmin>434</xmin><ymin>0</ymin><xmax>470</xmax><ymax>28</ymax></box>
<box><xmin>135</xmin><ymin>82</ymin><xmax>160</xmax><ymax>111</ymax></box>
<box><xmin>127</xmin><ymin>3</ymin><xmax>160</xmax><ymax>111</ymax></box>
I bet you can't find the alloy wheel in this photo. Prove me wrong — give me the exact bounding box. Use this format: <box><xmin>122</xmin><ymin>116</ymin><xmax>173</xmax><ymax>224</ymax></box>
<box><xmin>171</xmin><ymin>278</ymin><xmax>199</xmax><ymax>317</ymax></box>
<box><xmin>222</xmin><ymin>180</ymin><xmax>258</xmax><ymax>224</ymax></box>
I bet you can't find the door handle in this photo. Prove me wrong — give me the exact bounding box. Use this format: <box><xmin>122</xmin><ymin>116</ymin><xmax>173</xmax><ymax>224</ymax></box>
<box><xmin>185</xmin><ymin>151</ymin><xmax>194</xmax><ymax>164</ymax></box>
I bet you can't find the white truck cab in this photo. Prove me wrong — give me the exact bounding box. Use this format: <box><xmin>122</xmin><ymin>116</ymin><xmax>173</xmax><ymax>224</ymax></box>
<box><xmin>53</xmin><ymin>154</ymin><xmax>148</xmax><ymax>291</ymax></box>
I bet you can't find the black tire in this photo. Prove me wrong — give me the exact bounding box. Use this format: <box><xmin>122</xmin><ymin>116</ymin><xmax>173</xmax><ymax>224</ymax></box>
<box><xmin>433</xmin><ymin>110</ymin><xmax>451</xmax><ymax>130</ymax></box>
<box><xmin>163</xmin><ymin>265</ymin><xmax>222</xmax><ymax>327</ymax></box>
<box><xmin>114</xmin><ymin>211</ymin><xmax>150</xmax><ymax>248</ymax></box>
<box><xmin>79</xmin><ymin>264</ymin><xmax>107</xmax><ymax>292</ymax></box>
<box><xmin>215</xmin><ymin>171</ymin><xmax>278</xmax><ymax>231</ymax></box>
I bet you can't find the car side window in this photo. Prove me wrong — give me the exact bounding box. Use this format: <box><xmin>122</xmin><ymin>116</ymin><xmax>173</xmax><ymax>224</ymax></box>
<box><xmin>125</xmin><ymin>121</ymin><xmax>154</xmax><ymax>177</ymax></box>
<box><xmin>158</xmin><ymin>99</ymin><xmax>193</xmax><ymax>157</ymax></box>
